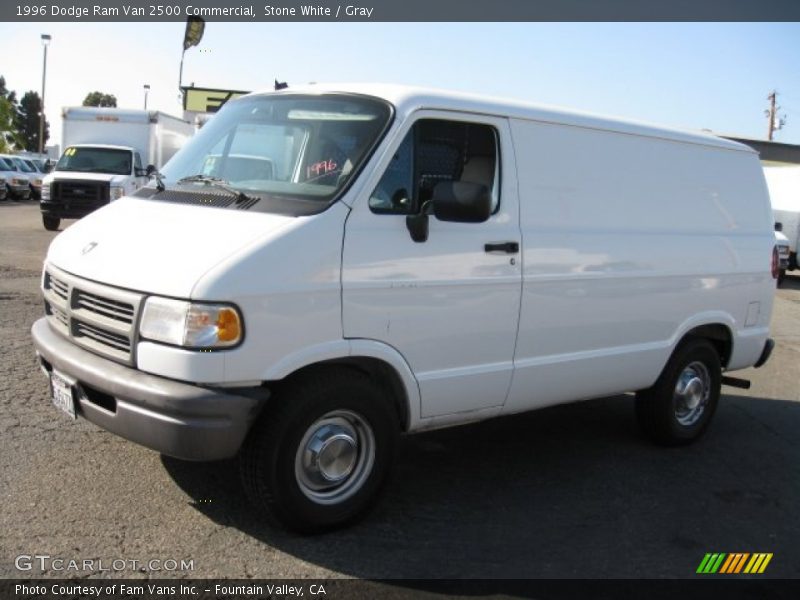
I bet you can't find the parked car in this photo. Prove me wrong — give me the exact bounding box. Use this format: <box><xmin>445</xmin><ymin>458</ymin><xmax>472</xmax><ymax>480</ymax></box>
<box><xmin>21</xmin><ymin>157</ymin><xmax>45</xmax><ymax>173</ymax></box>
<box><xmin>765</xmin><ymin>165</ymin><xmax>800</xmax><ymax>274</ymax></box>
<box><xmin>32</xmin><ymin>85</ymin><xmax>777</xmax><ymax>533</ymax></box>
<box><xmin>0</xmin><ymin>175</ymin><xmax>6</xmax><ymax>200</ymax></box>
<box><xmin>1</xmin><ymin>154</ymin><xmax>44</xmax><ymax>199</ymax></box>
<box><xmin>0</xmin><ymin>156</ymin><xmax>32</xmax><ymax>200</ymax></box>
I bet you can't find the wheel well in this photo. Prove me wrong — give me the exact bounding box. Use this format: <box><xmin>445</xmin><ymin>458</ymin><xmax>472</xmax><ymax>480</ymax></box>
<box><xmin>681</xmin><ymin>324</ymin><xmax>732</xmax><ymax>368</ymax></box>
<box><xmin>274</xmin><ymin>357</ymin><xmax>410</xmax><ymax>431</ymax></box>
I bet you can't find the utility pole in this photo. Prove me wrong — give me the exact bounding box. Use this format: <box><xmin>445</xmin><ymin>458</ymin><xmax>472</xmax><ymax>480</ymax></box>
<box><xmin>39</xmin><ymin>34</ymin><xmax>51</xmax><ymax>154</ymax></box>
<box><xmin>765</xmin><ymin>90</ymin><xmax>787</xmax><ymax>141</ymax></box>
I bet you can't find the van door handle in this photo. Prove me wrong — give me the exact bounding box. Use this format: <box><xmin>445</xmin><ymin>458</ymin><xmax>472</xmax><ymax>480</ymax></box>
<box><xmin>484</xmin><ymin>241</ymin><xmax>519</xmax><ymax>254</ymax></box>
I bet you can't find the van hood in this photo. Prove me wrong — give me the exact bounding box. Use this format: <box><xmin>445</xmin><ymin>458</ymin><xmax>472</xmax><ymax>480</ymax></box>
<box><xmin>46</xmin><ymin>196</ymin><xmax>296</xmax><ymax>298</ymax></box>
<box><xmin>44</xmin><ymin>171</ymin><xmax>127</xmax><ymax>185</ymax></box>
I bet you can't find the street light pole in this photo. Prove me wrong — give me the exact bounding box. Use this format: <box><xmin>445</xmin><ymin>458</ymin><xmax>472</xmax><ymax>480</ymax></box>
<box><xmin>39</xmin><ymin>34</ymin><xmax>51</xmax><ymax>155</ymax></box>
<box><xmin>143</xmin><ymin>84</ymin><xmax>150</xmax><ymax>110</ymax></box>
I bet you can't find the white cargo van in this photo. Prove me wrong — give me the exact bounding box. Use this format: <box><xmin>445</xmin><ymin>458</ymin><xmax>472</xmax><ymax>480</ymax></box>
<box><xmin>764</xmin><ymin>165</ymin><xmax>800</xmax><ymax>274</ymax></box>
<box><xmin>31</xmin><ymin>85</ymin><xmax>777</xmax><ymax>532</ymax></box>
<box><xmin>40</xmin><ymin>107</ymin><xmax>193</xmax><ymax>231</ymax></box>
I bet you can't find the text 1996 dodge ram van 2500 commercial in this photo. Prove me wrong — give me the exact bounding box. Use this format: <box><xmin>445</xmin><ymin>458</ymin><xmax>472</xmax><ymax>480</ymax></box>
<box><xmin>32</xmin><ymin>85</ymin><xmax>777</xmax><ymax>532</ymax></box>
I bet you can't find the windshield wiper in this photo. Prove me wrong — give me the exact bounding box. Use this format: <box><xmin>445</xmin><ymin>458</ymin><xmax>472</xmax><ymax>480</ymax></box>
<box><xmin>176</xmin><ymin>174</ymin><xmax>255</xmax><ymax>204</ymax></box>
<box><xmin>149</xmin><ymin>168</ymin><xmax>166</xmax><ymax>192</ymax></box>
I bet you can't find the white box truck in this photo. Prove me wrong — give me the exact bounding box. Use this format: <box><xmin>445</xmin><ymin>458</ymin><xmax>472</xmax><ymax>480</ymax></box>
<box><xmin>40</xmin><ymin>107</ymin><xmax>193</xmax><ymax>231</ymax></box>
<box><xmin>764</xmin><ymin>165</ymin><xmax>800</xmax><ymax>274</ymax></box>
<box><xmin>31</xmin><ymin>85</ymin><xmax>778</xmax><ymax>532</ymax></box>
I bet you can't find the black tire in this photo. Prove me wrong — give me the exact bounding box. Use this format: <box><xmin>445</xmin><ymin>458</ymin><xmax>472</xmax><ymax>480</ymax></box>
<box><xmin>42</xmin><ymin>215</ymin><xmax>60</xmax><ymax>231</ymax></box>
<box><xmin>636</xmin><ymin>339</ymin><xmax>721</xmax><ymax>446</ymax></box>
<box><xmin>240</xmin><ymin>367</ymin><xmax>399</xmax><ymax>533</ymax></box>
<box><xmin>777</xmin><ymin>270</ymin><xmax>786</xmax><ymax>287</ymax></box>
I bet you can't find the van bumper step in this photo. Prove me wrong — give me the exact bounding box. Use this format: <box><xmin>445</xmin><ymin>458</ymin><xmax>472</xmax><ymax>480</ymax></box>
<box><xmin>754</xmin><ymin>338</ymin><xmax>775</xmax><ymax>369</ymax></box>
<box><xmin>721</xmin><ymin>375</ymin><xmax>751</xmax><ymax>389</ymax></box>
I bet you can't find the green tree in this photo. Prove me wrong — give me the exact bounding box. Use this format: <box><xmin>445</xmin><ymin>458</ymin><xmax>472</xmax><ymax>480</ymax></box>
<box><xmin>0</xmin><ymin>75</ymin><xmax>17</xmax><ymax>104</ymax></box>
<box><xmin>82</xmin><ymin>91</ymin><xmax>117</xmax><ymax>107</ymax></box>
<box><xmin>0</xmin><ymin>75</ymin><xmax>22</xmax><ymax>152</ymax></box>
<box><xmin>0</xmin><ymin>95</ymin><xmax>23</xmax><ymax>153</ymax></box>
<box><xmin>14</xmin><ymin>91</ymin><xmax>49</xmax><ymax>152</ymax></box>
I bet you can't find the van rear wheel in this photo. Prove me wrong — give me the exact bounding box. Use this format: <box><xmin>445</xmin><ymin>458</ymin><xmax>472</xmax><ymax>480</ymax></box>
<box><xmin>42</xmin><ymin>215</ymin><xmax>60</xmax><ymax>231</ymax></box>
<box><xmin>636</xmin><ymin>339</ymin><xmax>721</xmax><ymax>446</ymax></box>
<box><xmin>240</xmin><ymin>367</ymin><xmax>398</xmax><ymax>533</ymax></box>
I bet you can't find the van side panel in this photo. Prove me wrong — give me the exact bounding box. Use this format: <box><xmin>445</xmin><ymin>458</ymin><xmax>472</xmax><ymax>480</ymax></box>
<box><xmin>504</xmin><ymin>118</ymin><xmax>774</xmax><ymax>414</ymax></box>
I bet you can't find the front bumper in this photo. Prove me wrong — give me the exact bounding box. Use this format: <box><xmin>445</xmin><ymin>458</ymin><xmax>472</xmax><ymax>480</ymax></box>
<box><xmin>40</xmin><ymin>199</ymin><xmax>103</xmax><ymax>219</ymax></box>
<box><xmin>754</xmin><ymin>338</ymin><xmax>774</xmax><ymax>369</ymax></box>
<box><xmin>8</xmin><ymin>183</ymin><xmax>30</xmax><ymax>199</ymax></box>
<box><xmin>31</xmin><ymin>318</ymin><xmax>268</xmax><ymax>461</ymax></box>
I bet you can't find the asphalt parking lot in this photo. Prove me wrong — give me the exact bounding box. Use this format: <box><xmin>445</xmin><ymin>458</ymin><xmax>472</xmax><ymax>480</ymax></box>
<box><xmin>1</xmin><ymin>200</ymin><xmax>799</xmax><ymax>581</ymax></box>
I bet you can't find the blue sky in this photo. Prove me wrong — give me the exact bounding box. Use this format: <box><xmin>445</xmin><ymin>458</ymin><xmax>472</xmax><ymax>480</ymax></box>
<box><xmin>0</xmin><ymin>21</ymin><xmax>798</xmax><ymax>147</ymax></box>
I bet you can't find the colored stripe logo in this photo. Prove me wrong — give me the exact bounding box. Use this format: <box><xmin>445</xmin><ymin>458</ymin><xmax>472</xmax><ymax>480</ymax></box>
<box><xmin>697</xmin><ymin>553</ymin><xmax>773</xmax><ymax>574</ymax></box>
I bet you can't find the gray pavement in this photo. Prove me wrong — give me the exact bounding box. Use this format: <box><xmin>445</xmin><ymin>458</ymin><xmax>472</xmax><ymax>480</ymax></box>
<box><xmin>1</xmin><ymin>201</ymin><xmax>799</xmax><ymax>580</ymax></box>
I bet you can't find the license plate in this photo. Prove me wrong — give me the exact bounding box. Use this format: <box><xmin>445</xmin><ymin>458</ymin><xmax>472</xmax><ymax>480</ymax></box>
<box><xmin>50</xmin><ymin>369</ymin><xmax>76</xmax><ymax>419</ymax></box>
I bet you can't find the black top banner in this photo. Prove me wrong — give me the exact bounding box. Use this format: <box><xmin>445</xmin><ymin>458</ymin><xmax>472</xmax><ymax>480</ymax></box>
<box><xmin>4</xmin><ymin>0</ymin><xmax>800</xmax><ymax>22</ymax></box>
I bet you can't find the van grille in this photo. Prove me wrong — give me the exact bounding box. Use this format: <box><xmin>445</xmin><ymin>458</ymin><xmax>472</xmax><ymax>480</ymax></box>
<box><xmin>53</xmin><ymin>181</ymin><xmax>110</xmax><ymax>206</ymax></box>
<box><xmin>75</xmin><ymin>290</ymin><xmax>134</xmax><ymax>324</ymax></box>
<box><xmin>49</xmin><ymin>274</ymin><xmax>69</xmax><ymax>301</ymax></box>
<box><xmin>42</xmin><ymin>266</ymin><xmax>143</xmax><ymax>365</ymax></box>
<box><xmin>74</xmin><ymin>322</ymin><xmax>131</xmax><ymax>360</ymax></box>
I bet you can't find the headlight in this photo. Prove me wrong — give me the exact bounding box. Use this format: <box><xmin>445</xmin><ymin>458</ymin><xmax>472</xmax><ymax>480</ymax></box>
<box><xmin>41</xmin><ymin>184</ymin><xmax>50</xmax><ymax>200</ymax></box>
<box><xmin>33</xmin><ymin>178</ymin><xmax>42</xmax><ymax>186</ymax></box>
<box><xmin>13</xmin><ymin>178</ymin><xmax>26</xmax><ymax>186</ymax></box>
<box><xmin>140</xmin><ymin>297</ymin><xmax>243</xmax><ymax>348</ymax></box>
<box><xmin>110</xmin><ymin>186</ymin><xmax>125</xmax><ymax>200</ymax></box>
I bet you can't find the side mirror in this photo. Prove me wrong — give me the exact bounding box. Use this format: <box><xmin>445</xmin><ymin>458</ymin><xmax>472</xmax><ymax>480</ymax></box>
<box><xmin>145</xmin><ymin>164</ymin><xmax>157</xmax><ymax>177</ymax></box>
<box><xmin>406</xmin><ymin>211</ymin><xmax>430</xmax><ymax>243</ymax></box>
<box><xmin>432</xmin><ymin>181</ymin><xmax>491</xmax><ymax>223</ymax></box>
<box><xmin>775</xmin><ymin>221</ymin><xmax>783</xmax><ymax>232</ymax></box>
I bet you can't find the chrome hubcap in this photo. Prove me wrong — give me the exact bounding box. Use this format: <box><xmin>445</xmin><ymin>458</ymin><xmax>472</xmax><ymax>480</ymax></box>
<box><xmin>295</xmin><ymin>410</ymin><xmax>375</xmax><ymax>505</ymax></box>
<box><xmin>674</xmin><ymin>361</ymin><xmax>710</xmax><ymax>426</ymax></box>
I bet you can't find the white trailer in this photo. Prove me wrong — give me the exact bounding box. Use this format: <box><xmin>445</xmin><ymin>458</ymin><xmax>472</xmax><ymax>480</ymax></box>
<box><xmin>764</xmin><ymin>165</ymin><xmax>800</xmax><ymax>270</ymax></box>
<box><xmin>61</xmin><ymin>107</ymin><xmax>193</xmax><ymax>169</ymax></box>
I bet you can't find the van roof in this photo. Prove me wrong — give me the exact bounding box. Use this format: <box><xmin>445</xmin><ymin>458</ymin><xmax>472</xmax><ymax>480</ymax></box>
<box><xmin>244</xmin><ymin>83</ymin><xmax>753</xmax><ymax>153</ymax></box>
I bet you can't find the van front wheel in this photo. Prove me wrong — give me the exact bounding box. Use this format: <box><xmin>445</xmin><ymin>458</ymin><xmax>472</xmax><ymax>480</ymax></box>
<box><xmin>240</xmin><ymin>367</ymin><xmax>398</xmax><ymax>533</ymax></box>
<box><xmin>42</xmin><ymin>215</ymin><xmax>60</xmax><ymax>231</ymax></box>
<box><xmin>636</xmin><ymin>339</ymin><xmax>721</xmax><ymax>446</ymax></box>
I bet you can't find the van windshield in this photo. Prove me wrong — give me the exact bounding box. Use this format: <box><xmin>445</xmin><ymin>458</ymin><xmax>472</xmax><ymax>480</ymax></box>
<box><xmin>56</xmin><ymin>147</ymin><xmax>132</xmax><ymax>175</ymax></box>
<box><xmin>158</xmin><ymin>94</ymin><xmax>392</xmax><ymax>206</ymax></box>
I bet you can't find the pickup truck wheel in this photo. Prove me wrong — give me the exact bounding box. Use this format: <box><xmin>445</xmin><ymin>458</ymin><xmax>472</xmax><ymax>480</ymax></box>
<box><xmin>42</xmin><ymin>215</ymin><xmax>60</xmax><ymax>231</ymax></box>
<box><xmin>240</xmin><ymin>367</ymin><xmax>398</xmax><ymax>533</ymax></box>
<box><xmin>635</xmin><ymin>339</ymin><xmax>721</xmax><ymax>446</ymax></box>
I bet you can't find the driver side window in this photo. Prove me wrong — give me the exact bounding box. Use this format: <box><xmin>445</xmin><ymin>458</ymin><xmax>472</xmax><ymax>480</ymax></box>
<box><xmin>369</xmin><ymin>119</ymin><xmax>499</xmax><ymax>215</ymax></box>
